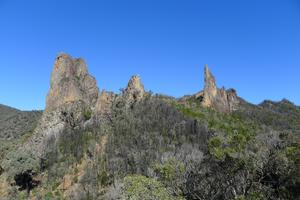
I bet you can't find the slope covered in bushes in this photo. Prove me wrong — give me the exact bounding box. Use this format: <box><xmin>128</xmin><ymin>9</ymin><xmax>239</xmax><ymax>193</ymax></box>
<box><xmin>2</xmin><ymin>94</ymin><xmax>298</xmax><ymax>200</ymax></box>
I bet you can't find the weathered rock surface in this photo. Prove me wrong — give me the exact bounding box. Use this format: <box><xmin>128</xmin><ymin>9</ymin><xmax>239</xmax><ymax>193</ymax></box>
<box><xmin>24</xmin><ymin>101</ymin><xmax>91</xmax><ymax>157</ymax></box>
<box><xmin>196</xmin><ymin>65</ymin><xmax>239</xmax><ymax>112</ymax></box>
<box><xmin>46</xmin><ymin>53</ymin><xmax>99</xmax><ymax>111</ymax></box>
<box><xmin>95</xmin><ymin>90</ymin><xmax>116</xmax><ymax>114</ymax></box>
<box><xmin>24</xmin><ymin>53</ymin><xmax>100</xmax><ymax>156</ymax></box>
<box><xmin>122</xmin><ymin>75</ymin><xmax>145</xmax><ymax>103</ymax></box>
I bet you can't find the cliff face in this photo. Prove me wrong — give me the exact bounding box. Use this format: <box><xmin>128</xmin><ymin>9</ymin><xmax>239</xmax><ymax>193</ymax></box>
<box><xmin>46</xmin><ymin>53</ymin><xmax>99</xmax><ymax>112</ymax></box>
<box><xmin>1</xmin><ymin>54</ymin><xmax>299</xmax><ymax>200</ymax></box>
<box><xmin>196</xmin><ymin>65</ymin><xmax>239</xmax><ymax>112</ymax></box>
<box><xmin>24</xmin><ymin>54</ymin><xmax>101</xmax><ymax>156</ymax></box>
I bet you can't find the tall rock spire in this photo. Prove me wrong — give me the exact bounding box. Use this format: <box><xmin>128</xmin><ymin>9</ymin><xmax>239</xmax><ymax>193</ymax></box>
<box><xmin>46</xmin><ymin>53</ymin><xmax>99</xmax><ymax>111</ymax></box>
<box><xmin>198</xmin><ymin>65</ymin><xmax>239</xmax><ymax>112</ymax></box>
<box><xmin>203</xmin><ymin>65</ymin><xmax>218</xmax><ymax>107</ymax></box>
<box><xmin>204</xmin><ymin>64</ymin><xmax>216</xmax><ymax>91</ymax></box>
<box><xmin>24</xmin><ymin>53</ymin><xmax>100</xmax><ymax>157</ymax></box>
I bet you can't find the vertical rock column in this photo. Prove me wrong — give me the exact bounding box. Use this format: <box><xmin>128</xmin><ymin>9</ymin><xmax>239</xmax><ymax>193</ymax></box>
<box><xmin>46</xmin><ymin>53</ymin><xmax>99</xmax><ymax>112</ymax></box>
<box><xmin>200</xmin><ymin>65</ymin><xmax>239</xmax><ymax>112</ymax></box>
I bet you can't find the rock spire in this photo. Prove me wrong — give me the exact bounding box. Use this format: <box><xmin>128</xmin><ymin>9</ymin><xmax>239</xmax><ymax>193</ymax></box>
<box><xmin>45</xmin><ymin>53</ymin><xmax>99</xmax><ymax>111</ymax></box>
<box><xmin>123</xmin><ymin>75</ymin><xmax>145</xmax><ymax>103</ymax></box>
<box><xmin>197</xmin><ymin>65</ymin><xmax>239</xmax><ymax>112</ymax></box>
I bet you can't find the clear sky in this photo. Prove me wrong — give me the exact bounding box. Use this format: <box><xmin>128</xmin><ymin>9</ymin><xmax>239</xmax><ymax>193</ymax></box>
<box><xmin>0</xmin><ymin>0</ymin><xmax>299</xmax><ymax>110</ymax></box>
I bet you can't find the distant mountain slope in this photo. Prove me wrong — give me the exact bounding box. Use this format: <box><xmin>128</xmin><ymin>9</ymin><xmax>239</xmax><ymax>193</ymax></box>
<box><xmin>236</xmin><ymin>99</ymin><xmax>300</xmax><ymax>133</ymax></box>
<box><xmin>0</xmin><ymin>104</ymin><xmax>19</xmax><ymax>120</ymax></box>
<box><xmin>0</xmin><ymin>104</ymin><xmax>42</xmax><ymax>139</ymax></box>
<box><xmin>260</xmin><ymin>99</ymin><xmax>300</xmax><ymax>116</ymax></box>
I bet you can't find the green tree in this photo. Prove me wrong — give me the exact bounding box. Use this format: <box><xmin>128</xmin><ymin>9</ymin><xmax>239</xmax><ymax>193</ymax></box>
<box><xmin>123</xmin><ymin>175</ymin><xmax>178</xmax><ymax>200</ymax></box>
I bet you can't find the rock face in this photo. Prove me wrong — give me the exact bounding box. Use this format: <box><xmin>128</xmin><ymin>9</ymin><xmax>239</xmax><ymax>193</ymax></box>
<box><xmin>201</xmin><ymin>65</ymin><xmax>218</xmax><ymax>107</ymax></box>
<box><xmin>95</xmin><ymin>90</ymin><xmax>116</xmax><ymax>114</ymax></box>
<box><xmin>24</xmin><ymin>53</ymin><xmax>100</xmax><ymax>156</ymax></box>
<box><xmin>196</xmin><ymin>65</ymin><xmax>239</xmax><ymax>112</ymax></box>
<box><xmin>46</xmin><ymin>53</ymin><xmax>99</xmax><ymax>111</ymax></box>
<box><xmin>123</xmin><ymin>75</ymin><xmax>145</xmax><ymax>103</ymax></box>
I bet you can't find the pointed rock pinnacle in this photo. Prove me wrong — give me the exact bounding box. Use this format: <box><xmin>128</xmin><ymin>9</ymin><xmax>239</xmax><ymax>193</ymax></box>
<box><xmin>45</xmin><ymin>53</ymin><xmax>99</xmax><ymax>111</ymax></box>
<box><xmin>199</xmin><ymin>65</ymin><xmax>239</xmax><ymax>112</ymax></box>
<box><xmin>123</xmin><ymin>75</ymin><xmax>145</xmax><ymax>103</ymax></box>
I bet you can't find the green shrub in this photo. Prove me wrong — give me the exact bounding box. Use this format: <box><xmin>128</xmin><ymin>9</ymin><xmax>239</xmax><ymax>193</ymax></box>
<box><xmin>286</xmin><ymin>144</ymin><xmax>300</xmax><ymax>165</ymax></box>
<box><xmin>2</xmin><ymin>150</ymin><xmax>39</xmax><ymax>178</ymax></box>
<box><xmin>123</xmin><ymin>175</ymin><xmax>174</xmax><ymax>200</ymax></box>
<box><xmin>208</xmin><ymin>136</ymin><xmax>226</xmax><ymax>160</ymax></box>
<box><xmin>84</xmin><ymin>109</ymin><xmax>92</xmax><ymax>121</ymax></box>
<box><xmin>17</xmin><ymin>191</ymin><xmax>28</xmax><ymax>200</ymax></box>
<box><xmin>45</xmin><ymin>191</ymin><xmax>54</xmax><ymax>200</ymax></box>
<box><xmin>51</xmin><ymin>180</ymin><xmax>61</xmax><ymax>190</ymax></box>
<box><xmin>73</xmin><ymin>176</ymin><xmax>78</xmax><ymax>183</ymax></box>
<box><xmin>154</xmin><ymin>158</ymin><xmax>185</xmax><ymax>183</ymax></box>
<box><xmin>98</xmin><ymin>170</ymin><xmax>110</xmax><ymax>186</ymax></box>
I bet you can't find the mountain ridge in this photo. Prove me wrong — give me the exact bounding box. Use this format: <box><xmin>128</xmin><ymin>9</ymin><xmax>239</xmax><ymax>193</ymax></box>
<box><xmin>0</xmin><ymin>53</ymin><xmax>299</xmax><ymax>200</ymax></box>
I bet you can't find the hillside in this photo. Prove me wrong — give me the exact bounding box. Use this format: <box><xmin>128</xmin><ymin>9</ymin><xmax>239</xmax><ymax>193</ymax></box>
<box><xmin>0</xmin><ymin>54</ymin><xmax>299</xmax><ymax>200</ymax></box>
<box><xmin>0</xmin><ymin>104</ymin><xmax>42</xmax><ymax>139</ymax></box>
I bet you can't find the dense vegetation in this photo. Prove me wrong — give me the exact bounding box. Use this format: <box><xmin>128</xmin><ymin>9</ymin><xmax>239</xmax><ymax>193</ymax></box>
<box><xmin>0</xmin><ymin>95</ymin><xmax>299</xmax><ymax>199</ymax></box>
<box><xmin>0</xmin><ymin>104</ymin><xmax>42</xmax><ymax>139</ymax></box>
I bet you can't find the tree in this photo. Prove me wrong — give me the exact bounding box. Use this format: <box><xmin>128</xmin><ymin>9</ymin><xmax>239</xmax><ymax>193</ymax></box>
<box><xmin>123</xmin><ymin>175</ymin><xmax>177</xmax><ymax>200</ymax></box>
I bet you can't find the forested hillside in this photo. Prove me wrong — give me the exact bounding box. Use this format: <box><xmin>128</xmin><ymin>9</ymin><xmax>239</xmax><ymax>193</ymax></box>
<box><xmin>0</xmin><ymin>54</ymin><xmax>299</xmax><ymax>200</ymax></box>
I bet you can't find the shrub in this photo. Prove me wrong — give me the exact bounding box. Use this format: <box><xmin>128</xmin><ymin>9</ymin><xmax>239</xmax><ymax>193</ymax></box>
<box><xmin>2</xmin><ymin>150</ymin><xmax>39</xmax><ymax>178</ymax></box>
<box><xmin>286</xmin><ymin>144</ymin><xmax>300</xmax><ymax>165</ymax></box>
<box><xmin>123</xmin><ymin>175</ymin><xmax>173</xmax><ymax>200</ymax></box>
<box><xmin>84</xmin><ymin>109</ymin><xmax>92</xmax><ymax>121</ymax></box>
<box><xmin>154</xmin><ymin>158</ymin><xmax>185</xmax><ymax>183</ymax></box>
<box><xmin>45</xmin><ymin>192</ymin><xmax>54</xmax><ymax>200</ymax></box>
<box><xmin>98</xmin><ymin>170</ymin><xmax>110</xmax><ymax>186</ymax></box>
<box><xmin>208</xmin><ymin>136</ymin><xmax>226</xmax><ymax>160</ymax></box>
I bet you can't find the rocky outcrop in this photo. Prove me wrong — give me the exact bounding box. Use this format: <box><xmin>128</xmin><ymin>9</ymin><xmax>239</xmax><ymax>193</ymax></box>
<box><xmin>199</xmin><ymin>65</ymin><xmax>218</xmax><ymax>107</ymax></box>
<box><xmin>46</xmin><ymin>53</ymin><xmax>99</xmax><ymax>112</ymax></box>
<box><xmin>196</xmin><ymin>65</ymin><xmax>239</xmax><ymax>112</ymax></box>
<box><xmin>123</xmin><ymin>75</ymin><xmax>145</xmax><ymax>104</ymax></box>
<box><xmin>95</xmin><ymin>90</ymin><xmax>116</xmax><ymax>114</ymax></box>
<box><xmin>24</xmin><ymin>53</ymin><xmax>100</xmax><ymax>156</ymax></box>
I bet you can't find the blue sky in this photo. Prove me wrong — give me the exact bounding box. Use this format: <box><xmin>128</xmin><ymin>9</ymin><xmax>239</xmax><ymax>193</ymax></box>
<box><xmin>0</xmin><ymin>0</ymin><xmax>299</xmax><ymax>110</ymax></box>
